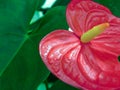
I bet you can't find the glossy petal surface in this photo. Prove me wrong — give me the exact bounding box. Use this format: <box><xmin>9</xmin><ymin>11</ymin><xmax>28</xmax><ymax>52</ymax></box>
<box><xmin>40</xmin><ymin>30</ymin><xmax>81</xmax><ymax>87</ymax></box>
<box><xmin>39</xmin><ymin>0</ymin><xmax>120</xmax><ymax>90</ymax></box>
<box><xmin>66</xmin><ymin>1</ymin><xmax>111</xmax><ymax>36</ymax></box>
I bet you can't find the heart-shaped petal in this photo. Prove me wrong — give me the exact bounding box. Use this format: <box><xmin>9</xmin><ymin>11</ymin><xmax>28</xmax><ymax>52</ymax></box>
<box><xmin>39</xmin><ymin>0</ymin><xmax>120</xmax><ymax>90</ymax></box>
<box><xmin>39</xmin><ymin>30</ymin><xmax>81</xmax><ymax>87</ymax></box>
<box><xmin>66</xmin><ymin>0</ymin><xmax>111</xmax><ymax>36</ymax></box>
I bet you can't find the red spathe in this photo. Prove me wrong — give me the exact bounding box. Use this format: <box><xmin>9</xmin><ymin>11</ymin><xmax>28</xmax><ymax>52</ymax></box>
<box><xmin>39</xmin><ymin>0</ymin><xmax>120</xmax><ymax>90</ymax></box>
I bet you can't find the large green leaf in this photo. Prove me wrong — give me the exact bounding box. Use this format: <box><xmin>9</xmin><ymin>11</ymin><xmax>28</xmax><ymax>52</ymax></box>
<box><xmin>48</xmin><ymin>80</ymin><xmax>79</xmax><ymax>90</ymax></box>
<box><xmin>38</xmin><ymin>0</ymin><xmax>45</xmax><ymax>7</ymax></box>
<box><xmin>37</xmin><ymin>0</ymin><xmax>45</xmax><ymax>10</ymax></box>
<box><xmin>0</xmin><ymin>6</ymin><xmax>68</xmax><ymax>90</ymax></box>
<box><xmin>30</xmin><ymin>6</ymin><xmax>68</xmax><ymax>40</ymax></box>
<box><xmin>94</xmin><ymin>0</ymin><xmax>120</xmax><ymax>17</ymax></box>
<box><xmin>0</xmin><ymin>38</ymin><xmax>50</xmax><ymax>90</ymax></box>
<box><xmin>52</xmin><ymin>0</ymin><xmax>70</xmax><ymax>7</ymax></box>
<box><xmin>0</xmin><ymin>0</ymin><xmax>40</xmax><ymax>76</ymax></box>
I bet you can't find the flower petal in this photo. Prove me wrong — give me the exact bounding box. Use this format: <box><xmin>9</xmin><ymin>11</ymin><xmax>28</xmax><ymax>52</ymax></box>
<box><xmin>91</xmin><ymin>22</ymin><xmax>120</xmax><ymax>56</ymax></box>
<box><xmin>39</xmin><ymin>30</ymin><xmax>81</xmax><ymax>87</ymax></box>
<box><xmin>78</xmin><ymin>44</ymin><xmax>120</xmax><ymax>89</ymax></box>
<box><xmin>90</xmin><ymin>23</ymin><xmax>120</xmax><ymax>87</ymax></box>
<box><xmin>66</xmin><ymin>0</ymin><xmax>111</xmax><ymax>36</ymax></box>
<box><xmin>39</xmin><ymin>30</ymin><xmax>119</xmax><ymax>89</ymax></box>
<box><xmin>39</xmin><ymin>29</ymin><xmax>120</xmax><ymax>89</ymax></box>
<box><xmin>90</xmin><ymin>45</ymin><xmax>120</xmax><ymax>87</ymax></box>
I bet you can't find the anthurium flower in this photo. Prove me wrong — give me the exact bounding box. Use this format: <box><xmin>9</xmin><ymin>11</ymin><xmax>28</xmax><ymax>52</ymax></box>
<box><xmin>39</xmin><ymin>0</ymin><xmax>120</xmax><ymax>90</ymax></box>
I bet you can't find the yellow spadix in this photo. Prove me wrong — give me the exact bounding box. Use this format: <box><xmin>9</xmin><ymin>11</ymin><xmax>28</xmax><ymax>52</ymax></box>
<box><xmin>81</xmin><ymin>23</ymin><xmax>109</xmax><ymax>43</ymax></box>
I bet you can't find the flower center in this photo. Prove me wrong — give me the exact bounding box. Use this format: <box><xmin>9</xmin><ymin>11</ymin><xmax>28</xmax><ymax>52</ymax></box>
<box><xmin>81</xmin><ymin>23</ymin><xmax>109</xmax><ymax>43</ymax></box>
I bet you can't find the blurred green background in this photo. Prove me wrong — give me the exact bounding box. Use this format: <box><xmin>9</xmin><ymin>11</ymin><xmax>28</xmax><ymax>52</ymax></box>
<box><xmin>0</xmin><ymin>0</ymin><xmax>120</xmax><ymax>90</ymax></box>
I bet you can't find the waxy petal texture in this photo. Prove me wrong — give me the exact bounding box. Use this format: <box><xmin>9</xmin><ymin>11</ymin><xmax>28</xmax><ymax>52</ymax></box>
<box><xmin>66</xmin><ymin>1</ymin><xmax>111</xmax><ymax>36</ymax></box>
<box><xmin>40</xmin><ymin>30</ymin><xmax>120</xmax><ymax>90</ymax></box>
<box><xmin>40</xmin><ymin>30</ymin><xmax>82</xmax><ymax>87</ymax></box>
<box><xmin>39</xmin><ymin>0</ymin><xmax>120</xmax><ymax>90</ymax></box>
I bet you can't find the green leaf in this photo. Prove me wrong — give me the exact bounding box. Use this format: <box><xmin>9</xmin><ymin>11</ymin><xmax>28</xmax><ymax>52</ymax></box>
<box><xmin>48</xmin><ymin>80</ymin><xmax>79</xmax><ymax>90</ymax></box>
<box><xmin>30</xmin><ymin>6</ymin><xmax>68</xmax><ymax>38</ymax></box>
<box><xmin>37</xmin><ymin>0</ymin><xmax>45</xmax><ymax>10</ymax></box>
<box><xmin>94</xmin><ymin>0</ymin><xmax>120</xmax><ymax>17</ymax></box>
<box><xmin>30</xmin><ymin>11</ymin><xmax>42</xmax><ymax>24</ymax></box>
<box><xmin>0</xmin><ymin>0</ymin><xmax>40</xmax><ymax>76</ymax></box>
<box><xmin>37</xmin><ymin>83</ymin><xmax>46</xmax><ymax>90</ymax></box>
<box><xmin>0</xmin><ymin>38</ymin><xmax>50</xmax><ymax>90</ymax></box>
<box><xmin>52</xmin><ymin>0</ymin><xmax>70</xmax><ymax>7</ymax></box>
<box><xmin>0</xmin><ymin>6</ymin><xmax>68</xmax><ymax>90</ymax></box>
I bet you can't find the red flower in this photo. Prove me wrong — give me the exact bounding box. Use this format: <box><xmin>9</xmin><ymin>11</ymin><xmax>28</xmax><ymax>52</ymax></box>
<box><xmin>39</xmin><ymin>0</ymin><xmax>120</xmax><ymax>90</ymax></box>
